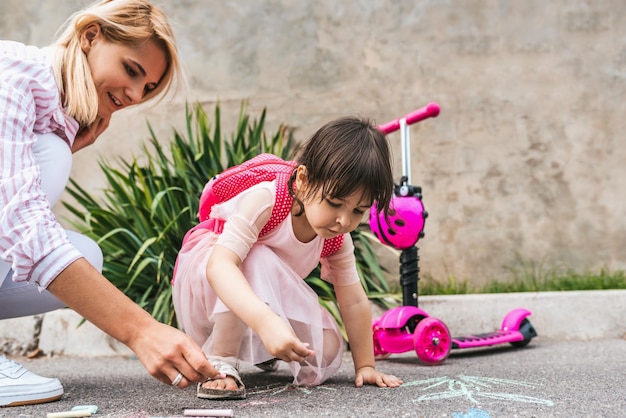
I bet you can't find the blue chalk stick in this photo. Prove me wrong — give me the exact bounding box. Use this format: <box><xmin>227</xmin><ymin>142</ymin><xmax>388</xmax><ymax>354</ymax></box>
<box><xmin>71</xmin><ymin>405</ymin><xmax>99</xmax><ymax>414</ymax></box>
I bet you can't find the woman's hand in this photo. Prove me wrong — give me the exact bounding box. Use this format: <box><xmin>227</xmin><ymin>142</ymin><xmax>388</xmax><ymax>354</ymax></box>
<box><xmin>47</xmin><ymin>258</ymin><xmax>220</xmax><ymax>388</ymax></box>
<box><xmin>355</xmin><ymin>365</ymin><xmax>403</xmax><ymax>388</ymax></box>
<box><xmin>72</xmin><ymin>115</ymin><xmax>110</xmax><ymax>153</ymax></box>
<box><xmin>127</xmin><ymin>319</ymin><xmax>222</xmax><ymax>388</ymax></box>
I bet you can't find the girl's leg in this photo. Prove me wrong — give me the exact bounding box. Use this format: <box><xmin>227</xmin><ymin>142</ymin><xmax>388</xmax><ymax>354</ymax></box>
<box><xmin>210</xmin><ymin>311</ymin><xmax>247</xmax><ymax>359</ymax></box>
<box><xmin>202</xmin><ymin>311</ymin><xmax>247</xmax><ymax>391</ymax></box>
<box><xmin>206</xmin><ymin>315</ymin><xmax>343</xmax><ymax>385</ymax></box>
<box><xmin>0</xmin><ymin>133</ymin><xmax>103</xmax><ymax>320</ymax></box>
<box><xmin>289</xmin><ymin>320</ymin><xmax>344</xmax><ymax>385</ymax></box>
<box><xmin>321</xmin><ymin>328</ymin><xmax>343</xmax><ymax>366</ymax></box>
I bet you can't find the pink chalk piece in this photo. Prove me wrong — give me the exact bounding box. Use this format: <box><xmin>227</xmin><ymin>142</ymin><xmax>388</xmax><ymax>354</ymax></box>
<box><xmin>183</xmin><ymin>409</ymin><xmax>234</xmax><ymax>417</ymax></box>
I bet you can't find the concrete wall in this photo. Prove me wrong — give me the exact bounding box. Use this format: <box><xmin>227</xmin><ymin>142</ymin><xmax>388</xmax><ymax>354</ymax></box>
<box><xmin>1</xmin><ymin>0</ymin><xmax>624</xmax><ymax>286</ymax></box>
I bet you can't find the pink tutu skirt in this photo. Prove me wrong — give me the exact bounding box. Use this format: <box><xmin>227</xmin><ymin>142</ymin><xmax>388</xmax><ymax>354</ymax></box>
<box><xmin>172</xmin><ymin>227</ymin><xmax>344</xmax><ymax>386</ymax></box>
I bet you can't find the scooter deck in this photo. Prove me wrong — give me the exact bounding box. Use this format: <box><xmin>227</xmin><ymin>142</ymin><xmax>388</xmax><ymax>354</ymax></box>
<box><xmin>451</xmin><ymin>330</ymin><xmax>524</xmax><ymax>349</ymax></box>
<box><xmin>451</xmin><ymin>316</ymin><xmax>538</xmax><ymax>349</ymax></box>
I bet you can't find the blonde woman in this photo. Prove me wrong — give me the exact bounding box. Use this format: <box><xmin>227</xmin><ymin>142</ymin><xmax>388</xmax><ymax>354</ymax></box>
<box><xmin>0</xmin><ymin>0</ymin><xmax>218</xmax><ymax>407</ymax></box>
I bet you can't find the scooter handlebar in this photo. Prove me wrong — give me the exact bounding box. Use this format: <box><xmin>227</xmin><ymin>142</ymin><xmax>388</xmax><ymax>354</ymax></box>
<box><xmin>377</xmin><ymin>102</ymin><xmax>440</xmax><ymax>134</ymax></box>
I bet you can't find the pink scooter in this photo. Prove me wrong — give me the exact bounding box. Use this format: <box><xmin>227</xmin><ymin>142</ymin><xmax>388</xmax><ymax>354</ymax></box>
<box><xmin>370</xmin><ymin>103</ymin><xmax>537</xmax><ymax>365</ymax></box>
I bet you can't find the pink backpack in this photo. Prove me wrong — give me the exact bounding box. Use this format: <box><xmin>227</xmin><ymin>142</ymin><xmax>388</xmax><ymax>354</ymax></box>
<box><xmin>199</xmin><ymin>154</ymin><xmax>297</xmax><ymax>236</ymax></box>
<box><xmin>183</xmin><ymin>153</ymin><xmax>343</xmax><ymax>256</ymax></box>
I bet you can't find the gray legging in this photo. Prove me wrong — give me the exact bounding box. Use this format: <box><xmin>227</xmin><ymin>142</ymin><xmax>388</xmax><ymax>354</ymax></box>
<box><xmin>0</xmin><ymin>132</ymin><xmax>103</xmax><ymax>320</ymax></box>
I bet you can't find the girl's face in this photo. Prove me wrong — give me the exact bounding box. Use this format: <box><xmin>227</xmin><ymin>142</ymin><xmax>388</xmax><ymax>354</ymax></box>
<box><xmin>296</xmin><ymin>166</ymin><xmax>372</xmax><ymax>239</ymax></box>
<box><xmin>80</xmin><ymin>24</ymin><xmax>166</xmax><ymax>121</ymax></box>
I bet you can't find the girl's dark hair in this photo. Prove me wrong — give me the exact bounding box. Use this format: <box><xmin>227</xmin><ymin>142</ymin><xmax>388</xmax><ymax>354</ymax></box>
<box><xmin>289</xmin><ymin>116</ymin><xmax>393</xmax><ymax>216</ymax></box>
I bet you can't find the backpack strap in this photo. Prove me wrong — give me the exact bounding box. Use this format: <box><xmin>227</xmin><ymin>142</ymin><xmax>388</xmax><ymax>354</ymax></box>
<box><xmin>261</xmin><ymin>179</ymin><xmax>344</xmax><ymax>257</ymax></box>
<box><xmin>321</xmin><ymin>234</ymin><xmax>345</xmax><ymax>258</ymax></box>
<box><xmin>259</xmin><ymin>165</ymin><xmax>295</xmax><ymax>236</ymax></box>
<box><xmin>198</xmin><ymin>154</ymin><xmax>297</xmax><ymax>237</ymax></box>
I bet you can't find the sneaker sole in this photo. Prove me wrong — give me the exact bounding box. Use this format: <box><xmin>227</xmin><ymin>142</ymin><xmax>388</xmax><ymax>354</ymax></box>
<box><xmin>0</xmin><ymin>390</ymin><xmax>63</xmax><ymax>407</ymax></box>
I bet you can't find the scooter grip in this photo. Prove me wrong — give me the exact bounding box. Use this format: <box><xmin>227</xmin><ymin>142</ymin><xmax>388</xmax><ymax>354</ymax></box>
<box><xmin>406</xmin><ymin>102</ymin><xmax>440</xmax><ymax>124</ymax></box>
<box><xmin>377</xmin><ymin>102</ymin><xmax>440</xmax><ymax>134</ymax></box>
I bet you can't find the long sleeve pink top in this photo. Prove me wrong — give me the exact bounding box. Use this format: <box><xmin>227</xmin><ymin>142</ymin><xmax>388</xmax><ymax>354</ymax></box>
<box><xmin>0</xmin><ymin>40</ymin><xmax>81</xmax><ymax>290</ymax></box>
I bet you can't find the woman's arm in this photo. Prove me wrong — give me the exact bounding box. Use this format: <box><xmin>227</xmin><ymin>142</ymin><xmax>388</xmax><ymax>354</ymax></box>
<box><xmin>335</xmin><ymin>282</ymin><xmax>403</xmax><ymax>388</ymax></box>
<box><xmin>47</xmin><ymin>258</ymin><xmax>219</xmax><ymax>388</ymax></box>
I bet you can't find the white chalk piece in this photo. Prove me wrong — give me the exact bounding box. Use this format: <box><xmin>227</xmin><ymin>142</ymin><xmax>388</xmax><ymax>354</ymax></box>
<box><xmin>183</xmin><ymin>409</ymin><xmax>234</xmax><ymax>417</ymax></box>
<box><xmin>46</xmin><ymin>410</ymin><xmax>92</xmax><ymax>418</ymax></box>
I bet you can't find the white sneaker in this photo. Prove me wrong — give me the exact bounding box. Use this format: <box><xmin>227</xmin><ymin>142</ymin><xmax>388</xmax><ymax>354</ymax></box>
<box><xmin>0</xmin><ymin>355</ymin><xmax>63</xmax><ymax>407</ymax></box>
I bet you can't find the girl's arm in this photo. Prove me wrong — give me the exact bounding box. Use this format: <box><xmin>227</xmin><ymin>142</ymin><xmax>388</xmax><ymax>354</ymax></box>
<box><xmin>47</xmin><ymin>258</ymin><xmax>219</xmax><ymax>388</ymax></box>
<box><xmin>335</xmin><ymin>282</ymin><xmax>403</xmax><ymax>388</ymax></box>
<box><xmin>204</xmin><ymin>186</ymin><xmax>314</xmax><ymax>363</ymax></box>
<box><xmin>206</xmin><ymin>245</ymin><xmax>314</xmax><ymax>362</ymax></box>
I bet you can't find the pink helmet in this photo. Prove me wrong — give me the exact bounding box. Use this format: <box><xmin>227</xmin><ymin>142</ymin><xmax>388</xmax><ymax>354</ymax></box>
<box><xmin>369</xmin><ymin>195</ymin><xmax>426</xmax><ymax>250</ymax></box>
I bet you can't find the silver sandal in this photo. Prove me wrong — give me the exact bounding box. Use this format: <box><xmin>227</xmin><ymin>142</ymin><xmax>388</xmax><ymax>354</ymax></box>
<box><xmin>197</xmin><ymin>358</ymin><xmax>246</xmax><ymax>400</ymax></box>
<box><xmin>255</xmin><ymin>358</ymin><xmax>280</xmax><ymax>372</ymax></box>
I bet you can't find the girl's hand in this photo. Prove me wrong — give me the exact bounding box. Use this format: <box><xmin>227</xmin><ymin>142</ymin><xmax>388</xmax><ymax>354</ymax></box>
<box><xmin>258</xmin><ymin>315</ymin><xmax>315</xmax><ymax>363</ymax></box>
<box><xmin>72</xmin><ymin>115</ymin><xmax>110</xmax><ymax>153</ymax></box>
<box><xmin>355</xmin><ymin>366</ymin><xmax>403</xmax><ymax>388</ymax></box>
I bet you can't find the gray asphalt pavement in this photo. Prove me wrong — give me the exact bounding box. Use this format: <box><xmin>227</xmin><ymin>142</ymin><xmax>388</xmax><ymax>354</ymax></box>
<box><xmin>3</xmin><ymin>338</ymin><xmax>625</xmax><ymax>418</ymax></box>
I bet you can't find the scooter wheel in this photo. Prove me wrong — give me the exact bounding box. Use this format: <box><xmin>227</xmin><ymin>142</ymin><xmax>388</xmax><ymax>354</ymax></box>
<box><xmin>510</xmin><ymin>318</ymin><xmax>537</xmax><ymax>348</ymax></box>
<box><xmin>413</xmin><ymin>317</ymin><xmax>451</xmax><ymax>365</ymax></box>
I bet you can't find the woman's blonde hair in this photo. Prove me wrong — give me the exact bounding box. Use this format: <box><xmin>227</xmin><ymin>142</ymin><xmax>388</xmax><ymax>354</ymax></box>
<box><xmin>52</xmin><ymin>0</ymin><xmax>182</xmax><ymax>127</ymax></box>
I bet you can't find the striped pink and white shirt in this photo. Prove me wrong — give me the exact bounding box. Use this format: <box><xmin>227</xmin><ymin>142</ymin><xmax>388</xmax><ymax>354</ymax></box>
<box><xmin>0</xmin><ymin>40</ymin><xmax>82</xmax><ymax>290</ymax></box>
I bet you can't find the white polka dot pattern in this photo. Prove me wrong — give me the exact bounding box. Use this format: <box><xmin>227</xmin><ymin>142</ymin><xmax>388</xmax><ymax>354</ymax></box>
<box><xmin>321</xmin><ymin>234</ymin><xmax>344</xmax><ymax>258</ymax></box>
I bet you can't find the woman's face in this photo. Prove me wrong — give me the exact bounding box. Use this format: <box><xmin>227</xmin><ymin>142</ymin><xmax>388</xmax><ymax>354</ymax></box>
<box><xmin>80</xmin><ymin>24</ymin><xmax>167</xmax><ymax>121</ymax></box>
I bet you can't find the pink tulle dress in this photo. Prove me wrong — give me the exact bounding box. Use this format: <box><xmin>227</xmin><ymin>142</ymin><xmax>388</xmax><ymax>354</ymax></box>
<box><xmin>172</xmin><ymin>181</ymin><xmax>360</xmax><ymax>385</ymax></box>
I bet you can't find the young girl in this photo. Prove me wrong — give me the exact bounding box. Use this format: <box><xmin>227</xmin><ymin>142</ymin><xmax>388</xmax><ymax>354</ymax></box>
<box><xmin>173</xmin><ymin>116</ymin><xmax>404</xmax><ymax>399</ymax></box>
<box><xmin>0</xmin><ymin>0</ymin><xmax>218</xmax><ymax>407</ymax></box>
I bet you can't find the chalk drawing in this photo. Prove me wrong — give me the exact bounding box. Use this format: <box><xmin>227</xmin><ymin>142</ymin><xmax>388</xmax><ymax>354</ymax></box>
<box><xmin>402</xmin><ymin>375</ymin><xmax>554</xmax><ymax>406</ymax></box>
<box><xmin>249</xmin><ymin>382</ymin><xmax>338</xmax><ymax>397</ymax></box>
<box><xmin>451</xmin><ymin>408</ymin><xmax>492</xmax><ymax>418</ymax></box>
<box><xmin>237</xmin><ymin>399</ymin><xmax>283</xmax><ymax>407</ymax></box>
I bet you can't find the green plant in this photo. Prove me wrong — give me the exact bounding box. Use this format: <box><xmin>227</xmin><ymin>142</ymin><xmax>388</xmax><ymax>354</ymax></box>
<box><xmin>482</xmin><ymin>265</ymin><xmax>626</xmax><ymax>293</ymax></box>
<box><xmin>418</xmin><ymin>255</ymin><xmax>626</xmax><ymax>294</ymax></box>
<box><xmin>418</xmin><ymin>274</ymin><xmax>471</xmax><ymax>295</ymax></box>
<box><xmin>64</xmin><ymin>102</ymin><xmax>292</xmax><ymax>324</ymax></box>
<box><xmin>63</xmin><ymin>102</ymin><xmax>395</xmax><ymax>331</ymax></box>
